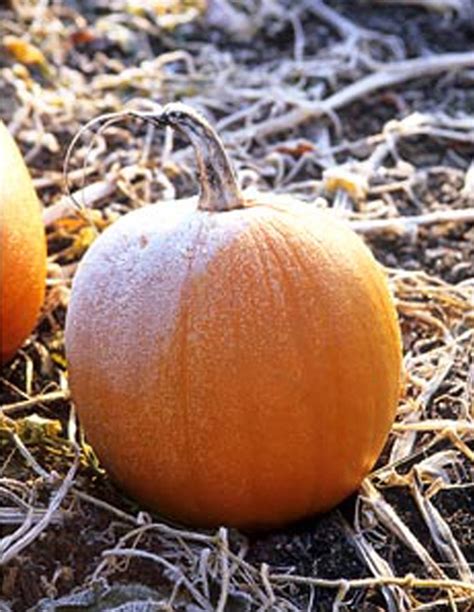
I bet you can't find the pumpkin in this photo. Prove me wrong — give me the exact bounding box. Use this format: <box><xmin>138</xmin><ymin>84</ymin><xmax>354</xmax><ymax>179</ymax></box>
<box><xmin>65</xmin><ymin>104</ymin><xmax>402</xmax><ymax>529</ymax></box>
<box><xmin>0</xmin><ymin>121</ymin><xmax>47</xmax><ymax>365</ymax></box>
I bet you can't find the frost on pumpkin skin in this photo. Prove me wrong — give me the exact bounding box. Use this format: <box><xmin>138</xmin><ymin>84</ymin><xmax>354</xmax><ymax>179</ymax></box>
<box><xmin>65</xmin><ymin>195</ymin><xmax>401</xmax><ymax>529</ymax></box>
<box><xmin>65</xmin><ymin>197</ymin><xmax>249</xmax><ymax>392</ymax></box>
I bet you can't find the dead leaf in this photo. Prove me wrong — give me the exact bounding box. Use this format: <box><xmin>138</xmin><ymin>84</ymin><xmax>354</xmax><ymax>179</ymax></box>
<box><xmin>4</xmin><ymin>36</ymin><xmax>47</xmax><ymax>67</ymax></box>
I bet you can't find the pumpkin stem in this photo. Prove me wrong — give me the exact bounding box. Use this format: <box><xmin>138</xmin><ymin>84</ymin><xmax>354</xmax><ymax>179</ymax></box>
<box><xmin>148</xmin><ymin>103</ymin><xmax>244</xmax><ymax>212</ymax></box>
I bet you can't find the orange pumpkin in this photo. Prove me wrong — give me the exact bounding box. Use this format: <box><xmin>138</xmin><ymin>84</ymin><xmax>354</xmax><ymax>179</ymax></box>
<box><xmin>0</xmin><ymin>122</ymin><xmax>47</xmax><ymax>365</ymax></box>
<box><xmin>65</xmin><ymin>104</ymin><xmax>402</xmax><ymax>529</ymax></box>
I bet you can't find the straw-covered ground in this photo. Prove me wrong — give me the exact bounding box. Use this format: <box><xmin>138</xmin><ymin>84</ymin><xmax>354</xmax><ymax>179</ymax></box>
<box><xmin>1</xmin><ymin>1</ymin><xmax>474</xmax><ymax>610</ymax></box>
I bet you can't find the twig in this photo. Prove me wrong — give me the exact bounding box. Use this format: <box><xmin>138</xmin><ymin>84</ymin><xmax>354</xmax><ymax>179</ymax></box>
<box><xmin>1</xmin><ymin>390</ymin><xmax>69</xmax><ymax>416</ymax></box>
<box><xmin>349</xmin><ymin>207</ymin><xmax>474</xmax><ymax>235</ymax></box>
<box><xmin>260</xmin><ymin>563</ymin><xmax>277</xmax><ymax>607</ymax></box>
<box><xmin>347</xmin><ymin>512</ymin><xmax>410</xmax><ymax>612</ymax></box>
<box><xmin>10</xmin><ymin>433</ymin><xmax>50</xmax><ymax>479</ymax></box>
<box><xmin>306</xmin><ymin>0</ymin><xmax>367</xmax><ymax>39</ymax></box>
<box><xmin>231</xmin><ymin>51</ymin><xmax>474</xmax><ymax>141</ymax></box>
<box><xmin>360</xmin><ymin>480</ymin><xmax>448</xmax><ymax>580</ymax></box>
<box><xmin>42</xmin><ymin>178</ymin><xmax>118</xmax><ymax>227</ymax></box>
<box><xmin>393</xmin><ymin>420</ymin><xmax>474</xmax><ymax>432</ymax></box>
<box><xmin>269</xmin><ymin>571</ymin><xmax>474</xmax><ymax>595</ymax></box>
<box><xmin>101</xmin><ymin>548</ymin><xmax>213</xmax><ymax>611</ymax></box>
<box><xmin>216</xmin><ymin>527</ymin><xmax>230</xmax><ymax>612</ymax></box>
<box><xmin>0</xmin><ymin>446</ymin><xmax>79</xmax><ymax>565</ymax></box>
<box><xmin>371</xmin><ymin>0</ymin><xmax>467</xmax><ymax>14</ymax></box>
<box><xmin>411</xmin><ymin>469</ymin><xmax>473</xmax><ymax>582</ymax></box>
<box><xmin>0</xmin><ymin>506</ymin><xmax>63</xmax><ymax>526</ymax></box>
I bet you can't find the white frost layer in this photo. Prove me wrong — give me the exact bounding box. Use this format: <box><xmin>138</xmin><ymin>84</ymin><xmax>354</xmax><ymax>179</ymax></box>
<box><xmin>65</xmin><ymin>198</ymin><xmax>250</xmax><ymax>397</ymax></box>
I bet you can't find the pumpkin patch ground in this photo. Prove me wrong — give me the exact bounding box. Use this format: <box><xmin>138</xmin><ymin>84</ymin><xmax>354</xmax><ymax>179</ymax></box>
<box><xmin>1</xmin><ymin>2</ymin><xmax>473</xmax><ymax>610</ymax></box>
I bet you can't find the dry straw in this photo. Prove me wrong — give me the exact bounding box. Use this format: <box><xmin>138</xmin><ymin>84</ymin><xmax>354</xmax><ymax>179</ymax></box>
<box><xmin>1</xmin><ymin>0</ymin><xmax>473</xmax><ymax>609</ymax></box>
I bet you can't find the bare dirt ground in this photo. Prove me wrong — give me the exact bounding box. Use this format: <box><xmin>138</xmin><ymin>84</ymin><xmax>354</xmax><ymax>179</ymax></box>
<box><xmin>1</xmin><ymin>1</ymin><xmax>473</xmax><ymax>610</ymax></box>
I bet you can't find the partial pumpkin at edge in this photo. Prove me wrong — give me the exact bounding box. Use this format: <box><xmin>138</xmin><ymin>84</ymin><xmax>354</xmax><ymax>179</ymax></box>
<box><xmin>0</xmin><ymin>121</ymin><xmax>47</xmax><ymax>364</ymax></box>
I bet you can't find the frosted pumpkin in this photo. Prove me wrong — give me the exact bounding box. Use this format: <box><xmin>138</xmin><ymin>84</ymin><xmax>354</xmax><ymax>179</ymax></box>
<box><xmin>0</xmin><ymin>121</ymin><xmax>46</xmax><ymax>364</ymax></box>
<box><xmin>65</xmin><ymin>104</ymin><xmax>402</xmax><ymax>529</ymax></box>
